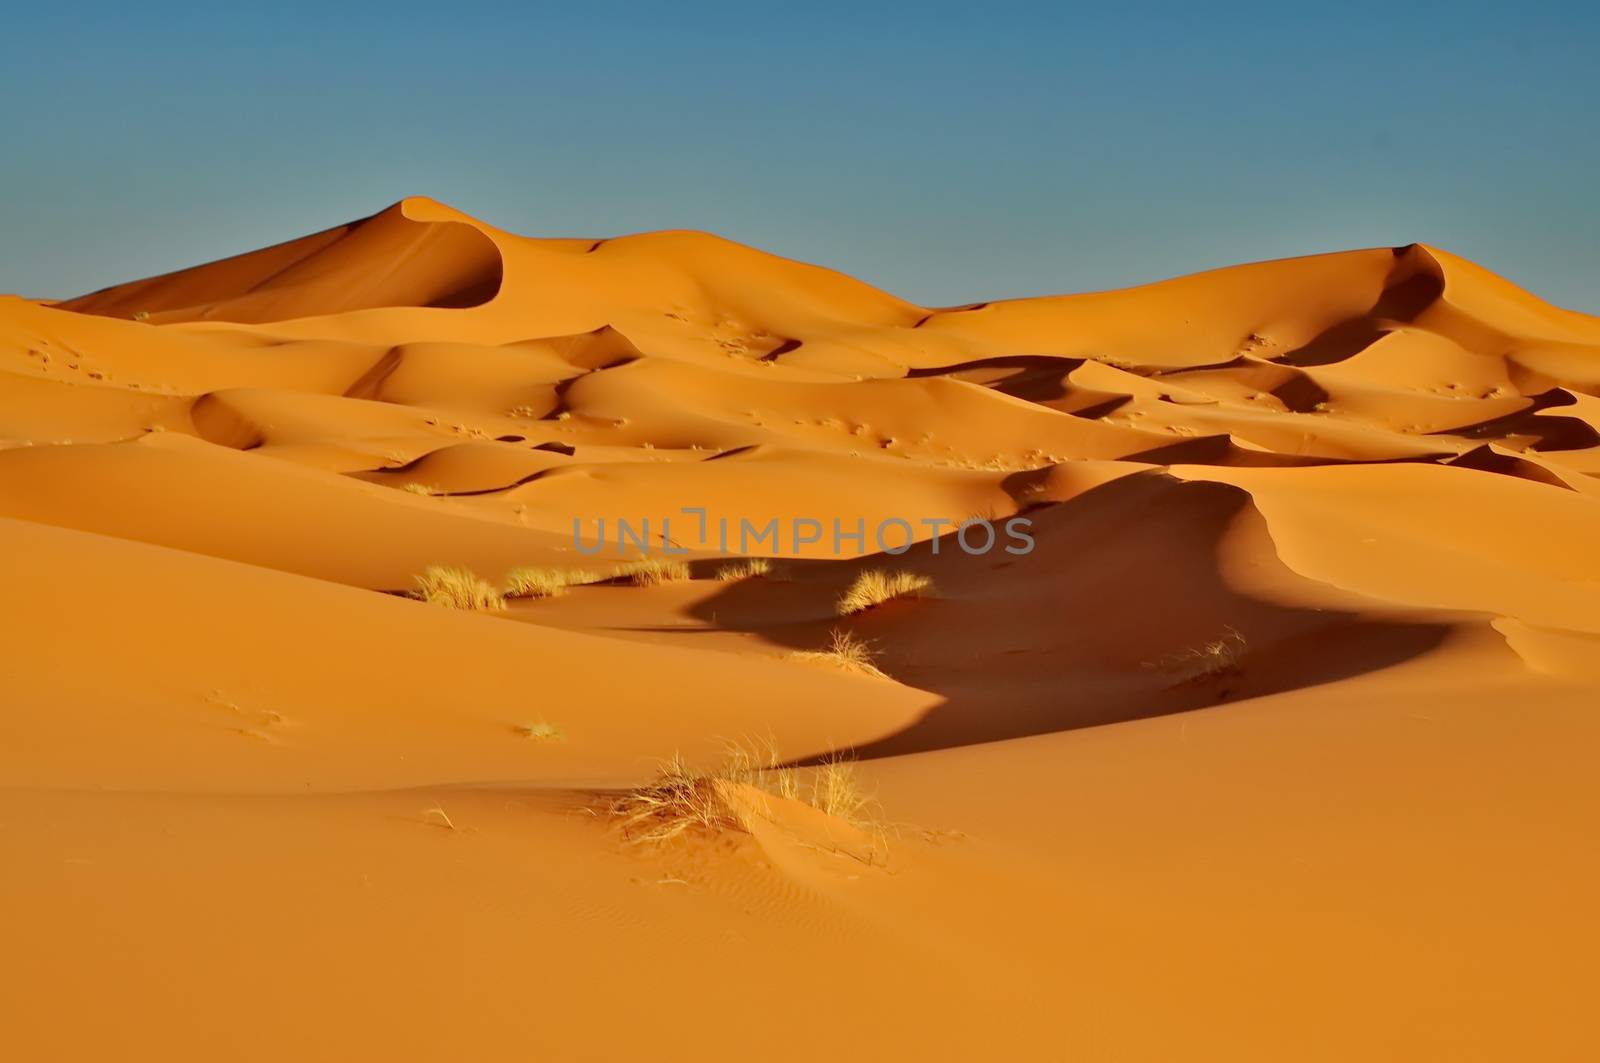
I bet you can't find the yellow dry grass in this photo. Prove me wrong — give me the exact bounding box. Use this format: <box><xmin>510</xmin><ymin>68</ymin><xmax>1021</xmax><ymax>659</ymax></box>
<box><xmin>714</xmin><ymin>557</ymin><xmax>773</xmax><ymax>581</ymax></box>
<box><xmin>1146</xmin><ymin>626</ymin><xmax>1247</xmax><ymax>683</ymax></box>
<box><xmin>412</xmin><ymin>566</ymin><xmax>505</xmax><ymax>611</ymax></box>
<box><xmin>836</xmin><ymin>569</ymin><xmax>933</xmax><ymax>616</ymax></box>
<box><xmin>789</xmin><ymin>628</ymin><xmax>887</xmax><ymax>679</ymax></box>
<box><xmin>608</xmin><ymin>740</ymin><xmax>875</xmax><ymax>844</ymax></box>
<box><xmin>811</xmin><ymin>760</ymin><xmax>873</xmax><ymax>824</ymax></box>
<box><xmin>503</xmin><ymin>567</ymin><xmax>602</xmax><ymax>599</ymax></box>
<box><xmin>614</xmin><ymin>557</ymin><xmax>692</xmax><ymax>587</ymax></box>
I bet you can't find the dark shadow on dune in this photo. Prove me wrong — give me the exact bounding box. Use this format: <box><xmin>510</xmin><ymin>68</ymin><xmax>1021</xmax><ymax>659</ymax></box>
<box><xmin>1149</xmin><ymin>360</ymin><xmax>1330</xmax><ymax>412</ymax></box>
<box><xmin>402</xmin><ymin>469</ymin><xmax>559</xmax><ymax>497</ymax></box>
<box><xmin>1276</xmin><ymin>244</ymin><xmax>1445</xmax><ymax>368</ymax></box>
<box><xmin>187</xmin><ymin>393</ymin><xmax>266</xmax><ymax>450</ymax></box>
<box><xmin>518</xmin><ymin>325</ymin><xmax>647</xmax><ymax>371</ymax></box>
<box><xmin>910</xmin><ymin>302</ymin><xmax>991</xmax><ymax>329</ymax></box>
<box><xmin>909</xmin><ymin>353</ymin><xmax>1081</xmax><ymax>379</ymax></box>
<box><xmin>1150</xmin><ymin>354</ymin><xmax>1251</xmax><ymax>376</ymax></box>
<box><xmin>543</xmin><ymin>376</ymin><xmax>582</xmax><ymax>419</ymax></box>
<box><xmin>908</xmin><ymin>354</ymin><xmax>1136</xmax><ymax>417</ymax></box>
<box><xmin>908</xmin><ymin>354</ymin><xmax>1083</xmax><ymax>402</ymax></box>
<box><xmin>1270</xmin><ymin>371</ymin><xmax>1331</xmax><ymax>413</ymax></box>
<box><xmin>1071</xmin><ymin>395</ymin><xmax>1133</xmax><ymax>420</ymax></box>
<box><xmin>838</xmin><ymin>616</ymin><xmax>1446</xmax><ymax>762</ymax></box>
<box><xmin>998</xmin><ymin>467</ymin><xmax>1057</xmax><ymax>505</ymax></box>
<box><xmin>1429</xmin><ymin>388</ymin><xmax>1600</xmax><ymax>451</ymax></box>
<box><xmin>1124</xmin><ymin>434</ymin><xmax>1360</xmax><ymax>467</ymax></box>
<box><xmin>688</xmin><ymin>470</ymin><xmax>1452</xmax><ymax>761</ymax></box>
<box><xmin>704</xmin><ymin>444</ymin><xmax>762</xmax><ymax>462</ymax></box>
<box><xmin>1444</xmin><ymin>444</ymin><xmax>1573</xmax><ymax>490</ymax></box>
<box><xmin>761</xmin><ymin>338</ymin><xmax>802</xmax><ymax>361</ymax></box>
<box><xmin>429</xmin><ymin>254</ymin><xmax>502</xmax><ymax>308</ymax></box>
<box><xmin>343</xmin><ymin>346</ymin><xmax>403</xmax><ymax>400</ymax></box>
<box><xmin>533</xmin><ymin>441</ymin><xmax>575</xmax><ymax>456</ymax></box>
<box><xmin>355</xmin><ymin>441</ymin><xmax>575</xmax><ymax>494</ymax></box>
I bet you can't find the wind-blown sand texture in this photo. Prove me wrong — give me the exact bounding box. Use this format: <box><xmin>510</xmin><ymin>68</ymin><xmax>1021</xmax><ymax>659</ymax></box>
<box><xmin>4</xmin><ymin>197</ymin><xmax>1598</xmax><ymax>1060</ymax></box>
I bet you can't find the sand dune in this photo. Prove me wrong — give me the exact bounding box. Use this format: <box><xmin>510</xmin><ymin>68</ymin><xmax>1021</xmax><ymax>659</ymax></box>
<box><xmin>4</xmin><ymin>199</ymin><xmax>1599</xmax><ymax>1060</ymax></box>
<box><xmin>59</xmin><ymin>200</ymin><xmax>506</xmax><ymax>323</ymax></box>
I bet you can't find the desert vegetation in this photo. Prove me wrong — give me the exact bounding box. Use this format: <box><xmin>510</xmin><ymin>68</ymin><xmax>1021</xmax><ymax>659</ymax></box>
<box><xmin>789</xmin><ymin>628</ymin><xmax>886</xmax><ymax>678</ymax></box>
<box><xmin>1146</xmin><ymin>627</ymin><xmax>1247</xmax><ymax>683</ymax></box>
<box><xmin>614</xmin><ymin>557</ymin><xmax>692</xmax><ymax>586</ymax></box>
<box><xmin>714</xmin><ymin>557</ymin><xmax>773</xmax><ymax>581</ymax></box>
<box><xmin>411</xmin><ymin>566</ymin><xmax>505</xmax><ymax>611</ymax></box>
<box><xmin>836</xmin><ymin>569</ymin><xmax>933</xmax><ymax>616</ymax></box>
<box><xmin>607</xmin><ymin>741</ymin><xmax>876</xmax><ymax>844</ymax></box>
<box><xmin>503</xmin><ymin>566</ymin><xmax>602</xmax><ymax>599</ymax></box>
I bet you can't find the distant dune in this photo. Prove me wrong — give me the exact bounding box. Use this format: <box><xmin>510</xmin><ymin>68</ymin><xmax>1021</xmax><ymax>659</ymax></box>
<box><xmin>3</xmin><ymin>197</ymin><xmax>1597</xmax><ymax>1061</ymax></box>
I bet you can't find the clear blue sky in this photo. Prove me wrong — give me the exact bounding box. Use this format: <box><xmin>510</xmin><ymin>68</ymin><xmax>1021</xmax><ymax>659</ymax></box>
<box><xmin>5</xmin><ymin>1</ymin><xmax>1596</xmax><ymax>309</ymax></box>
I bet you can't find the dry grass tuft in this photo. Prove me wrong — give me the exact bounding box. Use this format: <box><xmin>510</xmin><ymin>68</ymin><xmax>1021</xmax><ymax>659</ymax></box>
<box><xmin>811</xmin><ymin>760</ymin><xmax>872</xmax><ymax>824</ymax></box>
<box><xmin>401</xmin><ymin>482</ymin><xmax>438</xmax><ymax>495</ymax></box>
<box><xmin>714</xmin><ymin>557</ymin><xmax>773</xmax><ymax>581</ymax></box>
<box><xmin>614</xmin><ymin>557</ymin><xmax>692</xmax><ymax>587</ymax></box>
<box><xmin>421</xmin><ymin>806</ymin><xmax>459</xmax><ymax>831</ymax></box>
<box><xmin>836</xmin><ymin>570</ymin><xmax>933</xmax><ymax>616</ymax></box>
<box><xmin>1145</xmin><ymin>626</ymin><xmax>1247</xmax><ymax>683</ymax></box>
<box><xmin>513</xmin><ymin>721</ymin><xmax>562</xmax><ymax>741</ymax></box>
<box><xmin>789</xmin><ymin>628</ymin><xmax>887</xmax><ymax>679</ymax></box>
<box><xmin>412</xmin><ymin>566</ymin><xmax>506</xmax><ymax>611</ymax></box>
<box><xmin>609</xmin><ymin>752</ymin><xmax>748</xmax><ymax>843</ymax></box>
<box><xmin>608</xmin><ymin>740</ymin><xmax>876</xmax><ymax>845</ymax></box>
<box><xmin>503</xmin><ymin>566</ymin><xmax>602</xmax><ymax>599</ymax></box>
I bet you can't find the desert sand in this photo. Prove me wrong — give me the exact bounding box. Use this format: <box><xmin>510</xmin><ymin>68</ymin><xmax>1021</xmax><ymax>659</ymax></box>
<box><xmin>3</xmin><ymin>197</ymin><xmax>1598</xmax><ymax>1060</ymax></box>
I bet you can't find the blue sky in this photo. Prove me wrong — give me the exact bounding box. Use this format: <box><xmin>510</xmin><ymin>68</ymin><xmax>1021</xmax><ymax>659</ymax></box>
<box><xmin>5</xmin><ymin>1</ymin><xmax>1596</xmax><ymax>309</ymax></box>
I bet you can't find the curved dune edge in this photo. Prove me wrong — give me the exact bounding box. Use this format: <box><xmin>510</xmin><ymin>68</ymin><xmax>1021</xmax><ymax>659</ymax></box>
<box><xmin>1174</xmin><ymin>462</ymin><xmax>1600</xmax><ymax>635</ymax></box>
<box><xmin>1174</xmin><ymin>461</ymin><xmax>1600</xmax><ymax>681</ymax></box>
<box><xmin>1491</xmin><ymin>618</ymin><xmax>1600</xmax><ymax>678</ymax></box>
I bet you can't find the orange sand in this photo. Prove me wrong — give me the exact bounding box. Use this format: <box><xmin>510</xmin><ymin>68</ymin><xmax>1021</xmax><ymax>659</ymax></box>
<box><xmin>3</xmin><ymin>198</ymin><xmax>1598</xmax><ymax>1060</ymax></box>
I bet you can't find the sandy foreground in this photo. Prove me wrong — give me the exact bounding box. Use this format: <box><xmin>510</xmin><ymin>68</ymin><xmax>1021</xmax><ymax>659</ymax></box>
<box><xmin>3</xmin><ymin>197</ymin><xmax>1597</xmax><ymax>1060</ymax></box>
